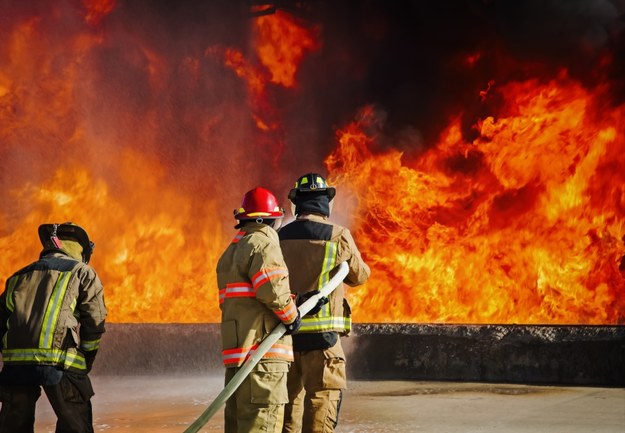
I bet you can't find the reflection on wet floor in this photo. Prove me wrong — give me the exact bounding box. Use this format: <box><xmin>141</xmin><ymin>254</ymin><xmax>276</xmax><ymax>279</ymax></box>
<box><xmin>32</xmin><ymin>375</ymin><xmax>625</xmax><ymax>433</ymax></box>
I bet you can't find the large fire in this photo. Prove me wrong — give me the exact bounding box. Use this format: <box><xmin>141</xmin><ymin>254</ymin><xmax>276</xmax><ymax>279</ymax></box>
<box><xmin>327</xmin><ymin>75</ymin><xmax>625</xmax><ymax>324</ymax></box>
<box><xmin>0</xmin><ymin>2</ymin><xmax>623</xmax><ymax>324</ymax></box>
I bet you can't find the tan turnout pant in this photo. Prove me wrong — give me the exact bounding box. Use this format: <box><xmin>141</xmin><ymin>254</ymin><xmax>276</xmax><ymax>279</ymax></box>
<box><xmin>282</xmin><ymin>340</ymin><xmax>346</xmax><ymax>433</ymax></box>
<box><xmin>224</xmin><ymin>360</ymin><xmax>289</xmax><ymax>433</ymax></box>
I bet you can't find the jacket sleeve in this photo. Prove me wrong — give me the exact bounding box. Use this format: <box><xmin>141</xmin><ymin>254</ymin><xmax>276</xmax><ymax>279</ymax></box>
<box><xmin>76</xmin><ymin>266</ymin><xmax>107</xmax><ymax>359</ymax></box>
<box><xmin>249</xmin><ymin>242</ymin><xmax>299</xmax><ymax>325</ymax></box>
<box><xmin>340</xmin><ymin>228</ymin><xmax>371</xmax><ymax>287</ymax></box>
<box><xmin>0</xmin><ymin>285</ymin><xmax>8</xmax><ymax>351</ymax></box>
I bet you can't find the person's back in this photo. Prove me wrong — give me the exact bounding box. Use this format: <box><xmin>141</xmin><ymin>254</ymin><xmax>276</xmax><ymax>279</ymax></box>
<box><xmin>216</xmin><ymin>187</ymin><xmax>301</xmax><ymax>433</ymax></box>
<box><xmin>279</xmin><ymin>173</ymin><xmax>370</xmax><ymax>433</ymax></box>
<box><xmin>0</xmin><ymin>222</ymin><xmax>106</xmax><ymax>433</ymax></box>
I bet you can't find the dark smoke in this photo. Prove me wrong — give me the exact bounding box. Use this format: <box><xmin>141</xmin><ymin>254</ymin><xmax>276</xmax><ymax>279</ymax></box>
<box><xmin>287</xmin><ymin>0</ymin><xmax>625</xmax><ymax>154</ymax></box>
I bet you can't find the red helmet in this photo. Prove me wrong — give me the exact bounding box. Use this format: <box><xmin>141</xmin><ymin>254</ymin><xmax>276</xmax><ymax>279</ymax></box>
<box><xmin>234</xmin><ymin>187</ymin><xmax>284</xmax><ymax>220</ymax></box>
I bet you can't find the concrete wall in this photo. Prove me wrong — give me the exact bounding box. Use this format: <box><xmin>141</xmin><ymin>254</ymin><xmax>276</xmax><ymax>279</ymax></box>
<box><xmin>86</xmin><ymin>323</ymin><xmax>625</xmax><ymax>386</ymax></box>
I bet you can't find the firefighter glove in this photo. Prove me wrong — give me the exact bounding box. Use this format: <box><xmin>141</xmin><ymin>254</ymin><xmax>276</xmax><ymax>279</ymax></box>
<box><xmin>296</xmin><ymin>290</ymin><xmax>329</xmax><ymax>316</ymax></box>
<box><xmin>284</xmin><ymin>311</ymin><xmax>302</xmax><ymax>335</ymax></box>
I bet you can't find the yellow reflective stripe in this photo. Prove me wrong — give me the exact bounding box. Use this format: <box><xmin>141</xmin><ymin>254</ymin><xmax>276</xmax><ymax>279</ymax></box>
<box><xmin>298</xmin><ymin>315</ymin><xmax>351</xmax><ymax>332</ymax></box>
<box><xmin>5</xmin><ymin>276</ymin><xmax>18</xmax><ymax>313</ymax></box>
<box><xmin>39</xmin><ymin>272</ymin><xmax>71</xmax><ymax>349</ymax></box>
<box><xmin>318</xmin><ymin>242</ymin><xmax>337</xmax><ymax>289</ymax></box>
<box><xmin>80</xmin><ymin>338</ymin><xmax>101</xmax><ymax>352</ymax></box>
<box><xmin>2</xmin><ymin>348</ymin><xmax>87</xmax><ymax>370</ymax></box>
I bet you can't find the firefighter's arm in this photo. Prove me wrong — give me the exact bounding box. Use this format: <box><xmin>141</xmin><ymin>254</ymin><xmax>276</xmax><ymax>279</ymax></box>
<box><xmin>340</xmin><ymin>229</ymin><xmax>371</xmax><ymax>286</ymax></box>
<box><xmin>76</xmin><ymin>266</ymin><xmax>107</xmax><ymax>371</ymax></box>
<box><xmin>250</xmin><ymin>244</ymin><xmax>300</xmax><ymax>333</ymax></box>
<box><xmin>0</xmin><ymin>287</ymin><xmax>8</xmax><ymax>351</ymax></box>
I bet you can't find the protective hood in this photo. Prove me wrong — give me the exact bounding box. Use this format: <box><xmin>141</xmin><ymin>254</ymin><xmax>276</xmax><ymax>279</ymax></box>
<box><xmin>293</xmin><ymin>192</ymin><xmax>331</xmax><ymax>217</ymax></box>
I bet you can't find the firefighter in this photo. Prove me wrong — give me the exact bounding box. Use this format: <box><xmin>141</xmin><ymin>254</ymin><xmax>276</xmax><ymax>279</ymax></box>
<box><xmin>279</xmin><ymin>173</ymin><xmax>370</xmax><ymax>433</ymax></box>
<box><xmin>217</xmin><ymin>187</ymin><xmax>302</xmax><ymax>433</ymax></box>
<box><xmin>0</xmin><ymin>222</ymin><xmax>107</xmax><ymax>433</ymax></box>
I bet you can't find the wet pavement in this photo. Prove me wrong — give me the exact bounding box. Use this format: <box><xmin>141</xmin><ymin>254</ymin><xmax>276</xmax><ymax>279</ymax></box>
<box><xmin>32</xmin><ymin>375</ymin><xmax>625</xmax><ymax>433</ymax></box>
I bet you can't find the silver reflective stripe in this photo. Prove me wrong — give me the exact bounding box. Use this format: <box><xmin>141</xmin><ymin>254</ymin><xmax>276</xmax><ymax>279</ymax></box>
<box><xmin>39</xmin><ymin>272</ymin><xmax>71</xmax><ymax>349</ymax></box>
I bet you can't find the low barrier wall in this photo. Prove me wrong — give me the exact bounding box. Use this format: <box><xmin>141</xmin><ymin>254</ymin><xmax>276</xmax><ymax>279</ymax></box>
<box><xmin>83</xmin><ymin>323</ymin><xmax>625</xmax><ymax>386</ymax></box>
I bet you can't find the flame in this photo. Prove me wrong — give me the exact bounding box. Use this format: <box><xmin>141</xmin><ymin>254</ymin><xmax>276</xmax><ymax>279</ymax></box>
<box><xmin>0</xmin><ymin>154</ymin><xmax>227</xmax><ymax>323</ymax></box>
<box><xmin>253</xmin><ymin>9</ymin><xmax>320</xmax><ymax>88</ymax></box>
<box><xmin>326</xmin><ymin>74</ymin><xmax>625</xmax><ymax>324</ymax></box>
<box><xmin>82</xmin><ymin>0</ymin><xmax>117</xmax><ymax>26</ymax></box>
<box><xmin>1</xmin><ymin>4</ymin><xmax>623</xmax><ymax>326</ymax></box>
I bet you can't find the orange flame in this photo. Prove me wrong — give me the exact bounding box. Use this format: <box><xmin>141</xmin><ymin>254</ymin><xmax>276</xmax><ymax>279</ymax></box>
<box><xmin>326</xmin><ymin>74</ymin><xmax>625</xmax><ymax>324</ymax></box>
<box><xmin>2</xmin><ymin>4</ymin><xmax>623</xmax><ymax>326</ymax></box>
<box><xmin>253</xmin><ymin>9</ymin><xmax>320</xmax><ymax>88</ymax></box>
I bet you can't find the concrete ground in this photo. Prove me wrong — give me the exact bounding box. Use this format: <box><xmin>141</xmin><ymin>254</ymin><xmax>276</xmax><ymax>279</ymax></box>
<box><xmin>32</xmin><ymin>375</ymin><xmax>625</xmax><ymax>433</ymax></box>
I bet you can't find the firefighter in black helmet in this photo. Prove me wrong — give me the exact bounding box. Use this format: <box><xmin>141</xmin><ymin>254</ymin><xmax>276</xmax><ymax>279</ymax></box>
<box><xmin>0</xmin><ymin>222</ymin><xmax>107</xmax><ymax>433</ymax></box>
<box><xmin>279</xmin><ymin>173</ymin><xmax>370</xmax><ymax>433</ymax></box>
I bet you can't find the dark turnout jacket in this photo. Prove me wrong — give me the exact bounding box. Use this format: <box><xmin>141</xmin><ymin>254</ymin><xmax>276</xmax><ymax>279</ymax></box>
<box><xmin>0</xmin><ymin>250</ymin><xmax>106</xmax><ymax>376</ymax></box>
<box><xmin>279</xmin><ymin>214</ymin><xmax>370</xmax><ymax>337</ymax></box>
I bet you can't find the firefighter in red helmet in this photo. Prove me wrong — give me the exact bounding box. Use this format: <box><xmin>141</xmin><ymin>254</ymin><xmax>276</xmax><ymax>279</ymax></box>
<box><xmin>0</xmin><ymin>222</ymin><xmax>106</xmax><ymax>433</ymax></box>
<box><xmin>279</xmin><ymin>173</ymin><xmax>370</xmax><ymax>433</ymax></box>
<box><xmin>217</xmin><ymin>187</ymin><xmax>301</xmax><ymax>433</ymax></box>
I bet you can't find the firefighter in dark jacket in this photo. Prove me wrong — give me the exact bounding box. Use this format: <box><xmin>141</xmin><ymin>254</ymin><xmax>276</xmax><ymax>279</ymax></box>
<box><xmin>217</xmin><ymin>187</ymin><xmax>301</xmax><ymax>433</ymax></box>
<box><xmin>0</xmin><ymin>222</ymin><xmax>107</xmax><ymax>433</ymax></box>
<box><xmin>279</xmin><ymin>173</ymin><xmax>370</xmax><ymax>433</ymax></box>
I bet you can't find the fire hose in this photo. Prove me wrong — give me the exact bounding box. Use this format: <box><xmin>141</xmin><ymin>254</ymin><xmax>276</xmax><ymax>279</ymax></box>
<box><xmin>183</xmin><ymin>261</ymin><xmax>349</xmax><ymax>433</ymax></box>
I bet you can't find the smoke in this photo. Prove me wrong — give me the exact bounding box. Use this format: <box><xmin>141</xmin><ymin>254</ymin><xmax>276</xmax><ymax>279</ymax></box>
<box><xmin>289</xmin><ymin>0</ymin><xmax>625</xmax><ymax>151</ymax></box>
<box><xmin>2</xmin><ymin>0</ymin><xmax>624</xmax><ymax>225</ymax></box>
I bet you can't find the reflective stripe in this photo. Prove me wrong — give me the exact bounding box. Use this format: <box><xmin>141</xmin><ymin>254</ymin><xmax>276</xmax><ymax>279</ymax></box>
<box><xmin>252</xmin><ymin>267</ymin><xmax>288</xmax><ymax>290</ymax></box>
<box><xmin>80</xmin><ymin>338</ymin><xmax>101</xmax><ymax>352</ymax></box>
<box><xmin>39</xmin><ymin>272</ymin><xmax>71</xmax><ymax>349</ymax></box>
<box><xmin>300</xmin><ymin>241</ymin><xmax>350</xmax><ymax>333</ymax></box>
<box><xmin>318</xmin><ymin>242</ymin><xmax>337</xmax><ymax>289</ymax></box>
<box><xmin>5</xmin><ymin>276</ymin><xmax>18</xmax><ymax>313</ymax></box>
<box><xmin>232</xmin><ymin>231</ymin><xmax>245</xmax><ymax>244</ymax></box>
<box><xmin>219</xmin><ymin>282</ymin><xmax>256</xmax><ymax>304</ymax></box>
<box><xmin>222</xmin><ymin>343</ymin><xmax>293</xmax><ymax>365</ymax></box>
<box><xmin>2</xmin><ymin>348</ymin><xmax>87</xmax><ymax>370</ymax></box>
<box><xmin>299</xmin><ymin>315</ymin><xmax>352</xmax><ymax>333</ymax></box>
<box><xmin>273</xmin><ymin>300</ymin><xmax>298</xmax><ymax>324</ymax></box>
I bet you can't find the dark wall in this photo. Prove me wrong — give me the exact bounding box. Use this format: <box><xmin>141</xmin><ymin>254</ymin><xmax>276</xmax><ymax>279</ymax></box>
<box><xmin>83</xmin><ymin>323</ymin><xmax>625</xmax><ymax>386</ymax></box>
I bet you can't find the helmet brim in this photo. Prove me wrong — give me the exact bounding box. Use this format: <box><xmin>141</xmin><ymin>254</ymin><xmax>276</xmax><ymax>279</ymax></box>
<box><xmin>234</xmin><ymin>210</ymin><xmax>284</xmax><ymax>220</ymax></box>
<box><xmin>288</xmin><ymin>187</ymin><xmax>336</xmax><ymax>203</ymax></box>
<box><xmin>38</xmin><ymin>223</ymin><xmax>94</xmax><ymax>263</ymax></box>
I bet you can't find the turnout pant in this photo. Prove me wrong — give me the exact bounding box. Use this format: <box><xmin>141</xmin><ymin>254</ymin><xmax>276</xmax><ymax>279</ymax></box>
<box><xmin>282</xmin><ymin>340</ymin><xmax>347</xmax><ymax>433</ymax></box>
<box><xmin>225</xmin><ymin>359</ymin><xmax>289</xmax><ymax>433</ymax></box>
<box><xmin>0</xmin><ymin>372</ymin><xmax>95</xmax><ymax>433</ymax></box>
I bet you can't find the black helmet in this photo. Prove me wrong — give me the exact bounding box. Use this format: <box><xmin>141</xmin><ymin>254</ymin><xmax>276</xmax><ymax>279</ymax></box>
<box><xmin>288</xmin><ymin>173</ymin><xmax>336</xmax><ymax>203</ymax></box>
<box><xmin>38</xmin><ymin>222</ymin><xmax>95</xmax><ymax>264</ymax></box>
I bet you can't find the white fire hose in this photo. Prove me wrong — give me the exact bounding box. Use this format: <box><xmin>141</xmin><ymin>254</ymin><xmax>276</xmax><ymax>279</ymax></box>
<box><xmin>183</xmin><ymin>261</ymin><xmax>349</xmax><ymax>433</ymax></box>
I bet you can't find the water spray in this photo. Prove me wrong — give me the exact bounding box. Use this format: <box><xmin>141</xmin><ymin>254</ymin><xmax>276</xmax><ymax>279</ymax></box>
<box><xmin>183</xmin><ymin>261</ymin><xmax>350</xmax><ymax>433</ymax></box>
